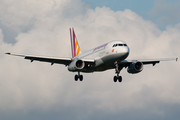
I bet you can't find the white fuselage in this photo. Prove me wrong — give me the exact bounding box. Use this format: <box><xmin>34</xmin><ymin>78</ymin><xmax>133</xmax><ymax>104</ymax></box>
<box><xmin>69</xmin><ymin>40</ymin><xmax>130</xmax><ymax>72</ymax></box>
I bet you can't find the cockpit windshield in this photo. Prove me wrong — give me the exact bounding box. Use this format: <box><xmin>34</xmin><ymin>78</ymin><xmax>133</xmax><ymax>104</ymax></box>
<box><xmin>113</xmin><ymin>44</ymin><xmax>127</xmax><ymax>47</ymax></box>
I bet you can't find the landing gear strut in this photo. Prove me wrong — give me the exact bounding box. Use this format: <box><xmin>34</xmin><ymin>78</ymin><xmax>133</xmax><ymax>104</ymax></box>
<box><xmin>74</xmin><ymin>72</ymin><xmax>83</xmax><ymax>81</ymax></box>
<box><xmin>114</xmin><ymin>61</ymin><xmax>123</xmax><ymax>82</ymax></box>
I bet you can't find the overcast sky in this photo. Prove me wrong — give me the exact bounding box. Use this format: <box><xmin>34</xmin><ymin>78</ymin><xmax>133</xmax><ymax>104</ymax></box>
<box><xmin>0</xmin><ymin>0</ymin><xmax>180</xmax><ymax>120</ymax></box>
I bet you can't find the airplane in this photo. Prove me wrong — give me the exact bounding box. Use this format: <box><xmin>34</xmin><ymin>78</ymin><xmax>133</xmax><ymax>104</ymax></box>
<box><xmin>6</xmin><ymin>28</ymin><xmax>178</xmax><ymax>82</ymax></box>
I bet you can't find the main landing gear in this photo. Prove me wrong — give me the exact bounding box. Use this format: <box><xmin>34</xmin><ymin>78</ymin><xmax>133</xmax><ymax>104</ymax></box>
<box><xmin>114</xmin><ymin>75</ymin><xmax>122</xmax><ymax>82</ymax></box>
<box><xmin>114</xmin><ymin>61</ymin><xmax>123</xmax><ymax>82</ymax></box>
<box><xmin>74</xmin><ymin>72</ymin><xmax>83</xmax><ymax>81</ymax></box>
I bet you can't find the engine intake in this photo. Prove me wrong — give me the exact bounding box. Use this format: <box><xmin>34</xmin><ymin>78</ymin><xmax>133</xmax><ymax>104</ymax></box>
<box><xmin>127</xmin><ymin>61</ymin><xmax>143</xmax><ymax>74</ymax></box>
<box><xmin>76</xmin><ymin>60</ymin><xmax>84</xmax><ymax>69</ymax></box>
<box><xmin>68</xmin><ymin>59</ymin><xmax>85</xmax><ymax>71</ymax></box>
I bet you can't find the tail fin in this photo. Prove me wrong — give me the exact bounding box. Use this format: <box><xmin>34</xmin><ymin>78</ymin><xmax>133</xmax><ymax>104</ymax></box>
<box><xmin>70</xmin><ymin>28</ymin><xmax>82</xmax><ymax>58</ymax></box>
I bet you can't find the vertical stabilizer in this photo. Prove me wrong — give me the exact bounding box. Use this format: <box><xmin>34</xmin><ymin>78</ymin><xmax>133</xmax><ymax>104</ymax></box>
<box><xmin>70</xmin><ymin>28</ymin><xmax>82</xmax><ymax>58</ymax></box>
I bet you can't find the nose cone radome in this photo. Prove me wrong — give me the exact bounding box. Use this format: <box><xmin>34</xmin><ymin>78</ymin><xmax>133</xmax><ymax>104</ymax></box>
<box><xmin>116</xmin><ymin>46</ymin><xmax>130</xmax><ymax>59</ymax></box>
<box><xmin>123</xmin><ymin>46</ymin><xmax>130</xmax><ymax>58</ymax></box>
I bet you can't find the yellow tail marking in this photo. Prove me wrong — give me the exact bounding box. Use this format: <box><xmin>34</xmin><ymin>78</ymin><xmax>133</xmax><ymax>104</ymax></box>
<box><xmin>75</xmin><ymin>41</ymin><xmax>78</xmax><ymax>50</ymax></box>
<box><xmin>77</xmin><ymin>48</ymin><xmax>80</xmax><ymax>56</ymax></box>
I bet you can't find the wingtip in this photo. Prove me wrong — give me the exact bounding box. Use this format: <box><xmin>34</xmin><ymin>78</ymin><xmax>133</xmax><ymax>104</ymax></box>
<box><xmin>176</xmin><ymin>58</ymin><xmax>178</xmax><ymax>61</ymax></box>
<box><xmin>5</xmin><ymin>53</ymin><xmax>11</xmax><ymax>55</ymax></box>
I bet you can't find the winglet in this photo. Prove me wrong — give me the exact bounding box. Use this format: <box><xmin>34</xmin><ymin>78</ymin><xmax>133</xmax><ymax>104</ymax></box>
<box><xmin>176</xmin><ymin>58</ymin><xmax>178</xmax><ymax>61</ymax></box>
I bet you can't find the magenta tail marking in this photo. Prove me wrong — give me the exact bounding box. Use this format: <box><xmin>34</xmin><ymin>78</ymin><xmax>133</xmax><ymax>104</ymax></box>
<box><xmin>70</xmin><ymin>28</ymin><xmax>74</xmax><ymax>58</ymax></box>
<box><xmin>72</xmin><ymin>28</ymin><xmax>76</xmax><ymax>57</ymax></box>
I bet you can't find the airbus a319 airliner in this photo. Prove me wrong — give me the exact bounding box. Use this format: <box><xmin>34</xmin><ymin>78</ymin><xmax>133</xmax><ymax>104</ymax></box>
<box><xmin>6</xmin><ymin>28</ymin><xmax>178</xmax><ymax>82</ymax></box>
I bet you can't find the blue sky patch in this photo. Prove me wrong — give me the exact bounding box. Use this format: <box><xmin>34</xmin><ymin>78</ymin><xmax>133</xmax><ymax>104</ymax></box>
<box><xmin>82</xmin><ymin>0</ymin><xmax>180</xmax><ymax>30</ymax></box>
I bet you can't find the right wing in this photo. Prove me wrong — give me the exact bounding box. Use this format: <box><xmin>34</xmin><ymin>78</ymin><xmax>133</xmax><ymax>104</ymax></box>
<box><xmin>119</xmin><ymin>58</ymin><xmax>178</xmax><ymax>67</ymax></box>
<box><xmin>6</xmin><ymin>53</ymin><xmax>72</xmax><ymax>66</ymax></box>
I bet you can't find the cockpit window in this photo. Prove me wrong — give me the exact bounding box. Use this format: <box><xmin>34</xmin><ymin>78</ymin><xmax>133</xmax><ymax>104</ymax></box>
<box><xmin>113</xmin><ymin>43</ymin><xmax>127</xmax><ymax>47</ymax></box>
<box><xmin>124</xmin><ymin>44</ymin><xmax>127</xmax><ymax>46</ymax></box>
<box><xmin>112</xmin><ymin>44</ymin><xmax>116</xmax><ymax>47</ymax></box>
<box><xmin>118</xmin><ymin>44</ymin><xmax>123</xmax><ymax>46</ymax></box>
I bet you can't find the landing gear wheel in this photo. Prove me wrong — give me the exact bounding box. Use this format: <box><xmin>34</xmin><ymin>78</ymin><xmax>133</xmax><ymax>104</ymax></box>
<box><xmin>74</xmin><ymin>72</ymin><xmax>83</xmax><ymax>81</ymax></box>
<box><xmin>79</xmin><ymin>75</ymin><xmax>83</xmax><ymax>81</ymax></box>
<box><xmin>114</xmin><ymin>76</ymin><xmax>117</xmax><ymax>82</ymax></box>
<box><xmin>118</xmin><ymin>76</ymin><xmax>122</xmax><ymax>82</ymax></box>
<box><xmin>75</xmin><ymin>75</ymin><xmax>78</xmax><ymax>81</ymax></box>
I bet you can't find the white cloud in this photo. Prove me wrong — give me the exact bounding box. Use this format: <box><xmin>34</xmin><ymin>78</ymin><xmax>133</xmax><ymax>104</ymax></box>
<box><xmin>0</xmin><ymin>0</ymin><xmax>180</xmax><ymax>119</ymax></box>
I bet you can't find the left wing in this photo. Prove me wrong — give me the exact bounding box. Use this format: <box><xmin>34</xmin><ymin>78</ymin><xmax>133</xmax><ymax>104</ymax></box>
<box><xmin>119</xmin><ymin>58</ymin><xmax>178</xmax><ymax>67</ymax></box>
<box><xmin>6</xmin><ymin>53</ymin><xmax>72</xmax><ymax>66</ymax></box>
<box><xmin>6</xmin><ymin>53</ymin><xmax>95</xmax><ymax>66</ymax></box>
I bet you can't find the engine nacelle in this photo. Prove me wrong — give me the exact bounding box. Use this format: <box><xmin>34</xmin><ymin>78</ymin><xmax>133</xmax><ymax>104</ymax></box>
<box><xmin>127</xmin><ymin>61</ymin><xmax>143</xmax><ymax>74</ymax></box>
<box><xmin>68</xmin><ymin>59</ymin><xmax>85</xmax><ymax>71</ymax></box>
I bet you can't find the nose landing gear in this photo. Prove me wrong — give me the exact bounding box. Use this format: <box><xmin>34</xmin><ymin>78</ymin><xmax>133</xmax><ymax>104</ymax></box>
<box><xmin>114</xmin><ymin>61</ymin><xmax>123</xmax><ymax>82</ymax></box>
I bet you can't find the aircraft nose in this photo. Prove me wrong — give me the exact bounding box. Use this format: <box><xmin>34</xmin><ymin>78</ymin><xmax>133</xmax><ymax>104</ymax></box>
<box><xmin>127</xmin><ymin>46</ymin><xmax>130</xmax><ymax>54</ymax></box>
<box><xmin>120</xmin><ymin>46</ymin><xmax>129</xmax><ymax>58</ymax></box>
<box><xmin>124</xmin><ymin>46</ymin><xmax>130</xmax><ymax>56</ymax></box>
<box><xmin>115</xmin><ymin>46</ymin><xmax>129</xmax><ymax>60</ymax></box>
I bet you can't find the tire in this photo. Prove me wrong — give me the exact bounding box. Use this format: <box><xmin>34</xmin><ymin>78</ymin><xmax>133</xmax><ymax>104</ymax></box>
<box><xmin>79</xmin><ymin>75</ymin><xmax>83</xmax><ymax>81</ymax></box>
<box><xmin>114</xmin><ymin>76</ymin><xmax>117</xmax><ymax>82</ymax></box>
<box><xmin>75</xmin><ymin>75</ymin><xmax>78</xmax><ymax>81</ymax></box>
<box><xmin>118</xmin><ymin>76</ymin><xmax>122</xmax><ymax>82</ymax></box>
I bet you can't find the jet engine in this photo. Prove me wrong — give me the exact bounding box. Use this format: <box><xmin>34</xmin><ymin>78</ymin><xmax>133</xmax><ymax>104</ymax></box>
<box><xmin>68</xmin><ymin>59</ymin><xmax>85</xmax><ymax>71</ymax></box>
<box><xmin>127</xmin><ymin>61</ymin><xmax>143</xmax><ymax>74</ymax></box>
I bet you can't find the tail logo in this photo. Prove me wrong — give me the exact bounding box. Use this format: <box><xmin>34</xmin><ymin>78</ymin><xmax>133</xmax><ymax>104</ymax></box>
<box><xmin>70</xmin><ymin>28</ymin><xmax>82</xmax><ymax>58</ymax></box>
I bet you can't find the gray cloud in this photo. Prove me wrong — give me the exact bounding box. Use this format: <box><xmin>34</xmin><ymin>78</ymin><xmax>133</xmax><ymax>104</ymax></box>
<box><xmin>0</xmin><ymin>0</ymin><xmax>180</xmax><ymax>120</ymax></box>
